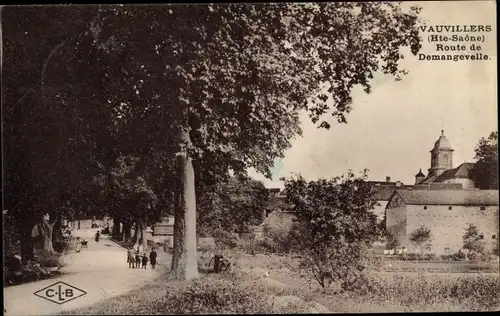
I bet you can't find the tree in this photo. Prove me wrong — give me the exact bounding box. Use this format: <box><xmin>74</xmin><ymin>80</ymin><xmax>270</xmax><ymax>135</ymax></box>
<box><xmin>197</xmin><ymin>176</ymin><xmax>269</xmax><ymax>237</ymax></box>
<box><xmin>2</xmin><ymin>6</ymin><xmax>107</xmax><ymax>258</ymax></box>
<box><xmin>462</xmin><ymin>224</ymin><xmax>485</xmax><ymax>261</ymax></box>
<box><xmin>283</xmin><ymin>170</ymin><xmax>379</xmax><ymax>290</ymax></box>
<box><xmin>4</xmin><ymin>3</ymin><xmax>421</xmax><ymax>278</ymax></box>
<box><xmin>409</xmin><ymin>225</ymin><xmax>432</xmax><ymax>259</ymax></box>
<box><xmin>471</xmin><ymin>132</ymin><xmax>498</xmax><ymax>190</ymax></box>
<box><xmin>385</xmin><ymin>232</ymin><xmax>400</xmax><ymax>250</ymax></box>
<box><xmin>94</xmin><ymin>155</ymin><xmax>160</xmax><ymax>248</ymax></box>
<box><xmin>90</xmin><ymin>3</ymin><xmax>420</xmax><ymax>281</ymax></box>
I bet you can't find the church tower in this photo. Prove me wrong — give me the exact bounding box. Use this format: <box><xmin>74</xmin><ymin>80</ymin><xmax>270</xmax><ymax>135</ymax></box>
<box><xmin>428</xmin><ymin>130</ymin><xmax>454</xmax><ymax>177</ymax></box>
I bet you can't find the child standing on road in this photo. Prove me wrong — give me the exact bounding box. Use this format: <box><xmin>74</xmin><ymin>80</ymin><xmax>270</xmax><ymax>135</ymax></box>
<box><xmin>135</xmin><ymin>252</ymin><xmax>141</xmax><ymax>269</ymax></box>
<box><xmin>75</xmin><ymin>237</ymin><xmax>82</xmax><ymax>253</ymax></box>
<box><xmin>141</xmin><ymin>253</ymin><xmax>148</xmax><ymax>269</ymax></box>
<box><xmin>127</xmin><ymin>249</ymin><xmax>135</xmax><ymax>268</ymax></box>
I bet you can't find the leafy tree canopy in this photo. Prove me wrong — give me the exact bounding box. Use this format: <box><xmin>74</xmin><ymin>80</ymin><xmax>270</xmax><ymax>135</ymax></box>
<box><xmin>471</xmin><ymin>131</ymin><xmax>498</xmax><ymax>190</ymax></box>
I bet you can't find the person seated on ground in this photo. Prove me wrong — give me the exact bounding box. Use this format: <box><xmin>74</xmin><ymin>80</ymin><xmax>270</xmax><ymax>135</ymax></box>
<box><xmin>141</xmin><ymin>253</ymin><xmax>148</xmax><ymax>269</ymax></box>
<box><xmin>220</xmin><ymin>257</ymin><xmax>231</xmax><ymax>272</ymax></box>
<box><xmin>135</xmin><ymin>252</ymin><xmax>141</xmax><ymax>269</ymax></box>
<box><xmin>209</xmin><ymin>254</ymin><xmax>231</xmax><ymax>273</ymax></box>
<box><xmin>127</xmin><ymin>249</ymin><xmax>135</xmax><ymax>268</ymax></box>
<box><xmin>95</xmin><ymin>231</ymin><xmax>100</xmax><ymax>242</ymax></box>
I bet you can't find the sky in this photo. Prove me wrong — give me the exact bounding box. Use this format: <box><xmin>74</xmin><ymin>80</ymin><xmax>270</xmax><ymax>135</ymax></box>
<box><xmin>248</xmin><ymin>1</ymin><xmax>497</xmax><ymax>189</ymax></box>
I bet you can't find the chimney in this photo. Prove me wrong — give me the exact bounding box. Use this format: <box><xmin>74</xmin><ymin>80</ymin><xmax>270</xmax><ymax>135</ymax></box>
<box><xmin>386</xmin><ymin>176</ymin><xmax>391</xmax><ymax>182</ymax></box>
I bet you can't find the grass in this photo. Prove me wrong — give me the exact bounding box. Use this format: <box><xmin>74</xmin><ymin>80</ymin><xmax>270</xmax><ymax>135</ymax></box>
<box><xmin>62</xmin><ymin>248</ymin><xmax>500</xmax><ymax>314</ymax></box>
<box><xmin>63</xmin><ymin>272</ymin><xmax>273</xmax><ymax>315</ymax></box>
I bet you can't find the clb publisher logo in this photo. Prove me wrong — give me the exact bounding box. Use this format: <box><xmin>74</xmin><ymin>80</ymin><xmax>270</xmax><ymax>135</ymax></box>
<box><xmin>34</xmin><ymin>281</ymin><xmax>87</xmax><ymax>305</ymax></box>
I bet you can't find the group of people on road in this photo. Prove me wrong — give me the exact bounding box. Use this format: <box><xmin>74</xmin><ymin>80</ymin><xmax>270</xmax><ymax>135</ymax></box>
<box><xmin>127</xmin><ymin>244</ymin><xmax>157</xmax><ymax>270</ymax></box>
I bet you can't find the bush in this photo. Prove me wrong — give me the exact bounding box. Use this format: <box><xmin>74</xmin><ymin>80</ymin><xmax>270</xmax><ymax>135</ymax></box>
<box><xmin>259</xmin><ymin>225</ymin><xmax>294</xmax><ymax>254</ymax></box>
<box><xmin>64</xmin><ymin>276</ymin><xmax>272</xmax><ymax>315</ymax></box>
<box><xmin>4</xmin><ymin>261</ymin><xmax>53</xmax><ymax>286</ymax></box>
<box><xmin>385</xmin><ymin>233</ymin><xmax>400</xmax><ymax>250</ymax></box>
<box><xmin>441</xmin><ymin>250</ymin><xmax>466</xmax><ymax>261</ymax></box>
<box><xmin>365</xmin><ymin>274</ymin><xmax>500</xmax><ymax>311</ymax></box>
<box><xmin>467</xmin><ymin>251</ymin><xmax>489</xmax><ymax>262</ymax></box>
<box><xmin>213</xmin><ymin>228</ymin><xmax>239</xmax><ymax>249</ymax></box>
<box><xmin>36</xmin><ymin>251</ymin><xmax>65</xmax><ymax>268</ymax></box>
<box><xmin>101</xmin><ymin>226</ymin><xmax>111</xmax><ymax>235</ymax></box>
<box><xmin>54</xmin><ymin>240</ymin><xmax>71</xmax><ymax>252</ymax></box>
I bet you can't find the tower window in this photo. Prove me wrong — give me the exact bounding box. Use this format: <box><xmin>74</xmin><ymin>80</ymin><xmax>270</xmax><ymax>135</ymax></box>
<box><xmin>493</xmin><ymin>235</ymin><xmax>497</xmax><ymax>240</ymax></box>
<box><xmin>480</xmin><ymin>206</ymin><xmax>486</xmax><ymax>210</ymax></box>
<box><xmin>424</xmin><ymin>206</ymin><xmax>428</xmax><ymax>210</ymax></box>
<box><xmin>448</xmin><ymin>206</ymin><xmax>452</xmax><ymax>210</ymax></box>
<box><xmin>479</xmin><ymin>234</ymin><xmax>484</xmax><ymax>240</ymax></box>
<box><xmin>443</xmin><ymin>154</ymin><xmax>449</xmax><ymax>165</ymax></box>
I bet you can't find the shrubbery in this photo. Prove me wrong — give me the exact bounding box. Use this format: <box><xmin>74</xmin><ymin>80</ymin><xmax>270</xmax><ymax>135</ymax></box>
<box><xmin>213</xmin><ymin>228</ymin><xmax>239</xmax><ymax>249</ymax></box>
<box><xmin>37</xmin><ymin>250</ymin><xmax>65</xmax><ymax>268</ymax></box>
<box><xmin>101</xmin><ymin>226</ymin><xmax>111</xmax><ymax>235</ymax></box>
<box><xmin>4</xmin><ymin>261</ymin><xmax>55</xmax><ymax>286</ymax></box>
<box><xmin>244</xmin><ymin>225</ymin><xmax>294</xmax><ymax>254</ymax></box>
<box><xmin>363</xmin><ymin>274</ymin><xmax>500</xmax><ymax>311</ymax></box>
<box><xmin>65</xmin><ymin>276</ymin><xmax>272</xmax><ymax>315</ymax></box>
<box><xmin>53</xmin><ymin>239</ymin><xmax>71</xmax><ymax>252</ymax></box>
<box><xmin>393</xmin><ymin>253</ymin><xmax>437</xmax><ymax>261</ymax></box>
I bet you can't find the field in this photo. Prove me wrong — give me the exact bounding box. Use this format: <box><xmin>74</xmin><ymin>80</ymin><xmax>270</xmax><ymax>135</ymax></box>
<box><xmin>64</xmin><ymin>250</ymin><xmax>500</xmax><ymax>314</ymax></box>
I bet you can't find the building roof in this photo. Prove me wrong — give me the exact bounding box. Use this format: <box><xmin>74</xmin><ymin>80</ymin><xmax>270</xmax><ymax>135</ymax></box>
<box><xmin>390</xmin><ymin>189</ymin><xmax>499</xmax><ymax>206</ymax></box>
<box><xmin>372</xmin><ymin>182</ymin><xmax>463</xmax><ymax>201</ymax></box>
<box><xmin>434</xmin><ymin>162</ymin><xmax>475</xmax><ymax>182</ymax></box>
<box><xmin>367</xmin><ymin>180</ymin><xmax>402</xmax><ymax>186</ymax></box>
<box><xmin>432</xmin><ymin>130</ymin><xmax>453</xmax><ymax>151</ymax></box>
<box><xmin>413</xmin><ymin>183</ymin><xmax>463</xmax><ymax>190</ymax></box>
<box><xmin>415</xmin><ymin>169</ymin><xmax>426</xmax><ymax>177</ymax></box>
<box><xmin>372</xmin><ymin>186</ymin><xmax>397</xmax><ymax>201</ymax></box>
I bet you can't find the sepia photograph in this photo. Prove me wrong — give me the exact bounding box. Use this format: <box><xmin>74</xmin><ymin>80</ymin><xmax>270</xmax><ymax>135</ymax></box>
<box><xmin>2</xmin><ymin>1</ymin><xmax>498</xmax><ymax>315</ymax></box>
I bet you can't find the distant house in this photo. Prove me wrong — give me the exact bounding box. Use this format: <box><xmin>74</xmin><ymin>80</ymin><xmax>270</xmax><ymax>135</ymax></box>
<box><xmin>369</xmin><ymin>178</ymin><xmax>407</xmax><ymax>223</ymax></box>
<box><xmin>263</xmin><ymin>188</ymin><xmax>288</xmax><ymax>218</ymax></box>
<box><xmin>386</xmin><ymin>189</ymin><xmax>499</xmax><ymax>255</ymax></box>
<box><xmin>151</xmin><ymin>216</ymin><xmax>175</xmax><ymax>246</ymax></box>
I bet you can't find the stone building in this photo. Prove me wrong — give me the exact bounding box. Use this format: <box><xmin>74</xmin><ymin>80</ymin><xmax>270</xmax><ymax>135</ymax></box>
<box><xmin>369</xmin><ymin>178</ymin><xmax>463</xmax><ymax>223</ymax></box>
<box><xmin>386</xmin><ymin>189</ymin><xmax>499</xmax><ymax>255</ymax></box>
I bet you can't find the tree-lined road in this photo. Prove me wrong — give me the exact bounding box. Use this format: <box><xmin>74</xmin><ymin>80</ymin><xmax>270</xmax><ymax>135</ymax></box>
<box><xmin>4</xmin><ymin>229</ymin><xmax>167</xmax><ymax>316</ymax></box>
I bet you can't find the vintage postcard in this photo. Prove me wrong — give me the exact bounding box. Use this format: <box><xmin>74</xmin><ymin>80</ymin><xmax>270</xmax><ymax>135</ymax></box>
<box><xmin>2</xmin><ymin>1</ymin><xmax>498</xmax><ymax>315</ymax></box>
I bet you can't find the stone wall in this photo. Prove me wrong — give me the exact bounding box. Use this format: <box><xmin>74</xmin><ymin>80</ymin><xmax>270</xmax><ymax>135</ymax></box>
<box><xmin>386</xmin><ymin>205</ymin><xmax>407</xmax><ymax>247</ymax></box>
<box><xmin>443</xmin><ymin>178</ymin><xmax>475</xmax><ymax>189</ymax></box>
<box><xmin>388</xmin><ymin>204</ymin><xmax>499</xmax><ymax>254</ymax></box>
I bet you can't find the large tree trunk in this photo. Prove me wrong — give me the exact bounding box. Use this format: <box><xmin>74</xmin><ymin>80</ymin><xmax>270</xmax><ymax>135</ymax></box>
<box><xmin>140</xmin><ymin>218</ymin><xmax>148</xmax><ymax>250</ymax></box>
<box><xmin>125</xmin><ymin>221</ymin><xmax>132</xmax><ymax>243</ymax></box>
<box><xmin>21</xmin><ymin>222</ymin><xmax>35</xmax><ymax>262</ymax></box>
<box><xmin>52</xmin><ymin>217</ymin><xmax>62</xmax><ymax>242</ymax></box>
<box><xmin>135</xmin><ymin>220</ymin><xmax>141</xmax><ymax>245</ymax></box>
<box><xmin>113</xmin><ymin>216</ymin><xmax>121</xmax><ymax>239</ymax></box>
<box><xmin>170</xmin><ymin>130</ymin><xmax>198</xmax><ymax>280</ymax></box>
<box><xmin>122</xmin><ymin>220</ymin><xmax>129</xmax><ymax>242</ymax></box>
